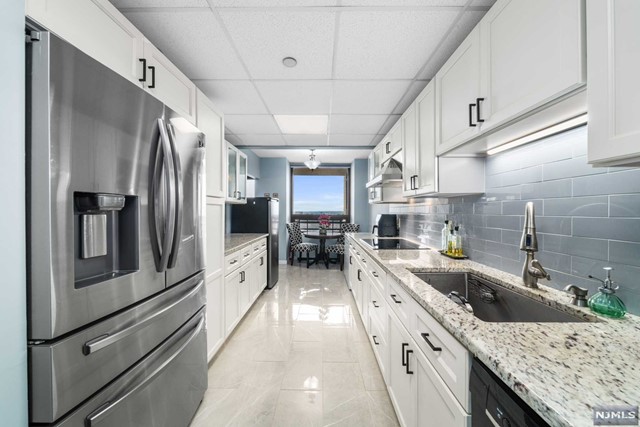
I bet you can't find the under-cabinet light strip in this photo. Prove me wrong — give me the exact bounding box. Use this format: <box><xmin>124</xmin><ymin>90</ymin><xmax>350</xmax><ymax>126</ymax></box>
<box><xmin>486</xmin><ymin>113</ymin><xmax>588</xmax><ymax>156</ymax></box>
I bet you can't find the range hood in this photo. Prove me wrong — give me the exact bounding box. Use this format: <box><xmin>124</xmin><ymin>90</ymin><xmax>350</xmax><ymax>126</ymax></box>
<box><xmin>366</xmin><ymin>158</ymin><xmax>403</xmax><ymax>188</ymax></box>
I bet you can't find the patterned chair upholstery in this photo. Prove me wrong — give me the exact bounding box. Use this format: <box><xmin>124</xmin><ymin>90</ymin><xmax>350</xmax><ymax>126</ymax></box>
<box><xmin>286</xmin><ymin>222</ymin><xmax>318</xmax><ymax>268</ymax></box>
<box><xmin>326</xmin><ymin>223</ymin><xmax>360</xmax><ymax>270</ymax></box>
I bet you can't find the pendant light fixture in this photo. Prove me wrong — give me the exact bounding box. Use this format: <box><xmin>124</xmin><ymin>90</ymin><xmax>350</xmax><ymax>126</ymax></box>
<box><xmin>304</xmin><ymin>149</ymin><xmax>321</xmax><ymax>170</ymax></box>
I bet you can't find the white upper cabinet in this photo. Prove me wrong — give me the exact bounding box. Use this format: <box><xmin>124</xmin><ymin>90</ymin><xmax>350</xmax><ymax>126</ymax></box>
<box><xmin>416</xmin><ymin>81</ymin><xmax>437</xmax><ymax>196</ymax></box>
<box><xmin>381</xmin><ymin>122</ymin><xmax>402</xmax><ymax>164</ymax></box>
<box><xmin>587</xmin><ymin>0</ymin><xmax>640</xmax><ymax>166</ymax></box>
<box><xmin>26</xmin><ymin>0</ymin><xmax>145</xmax><ymax>88</ymax></box>
<box><xmin>197</xmin><ymin>90</ymin><xmax>226</xmax><ymax>199</ymax></box>
<box><xmin>27</xmin><ymin>0</ymin><xmax>197</xmax><ymax>125</ymax></box>
<box><xmin>435</xmin><ymin>27</ymin><xmax>482</xmax><ymax>155</ymax></box>
<box><xmin>143</xmin><ymin>40</ymin><xmax>197</xmax><ymax>124</ymax></box>
<box><xmin>401</xmin><ymin>103</ymin><xmax>418</xmax><ymax>197</ymax></box>
<box><xmin>226</xmin><ymin>143</ymin><xmax>248</xmax><ymax>204</ymax></box>
<box><xmin>435</xmin><ymin>0</ymin><xmax>586</xmax><ymax>155</ymax></box>
<box><xmin>479</xmin><ymin>0</ymin><xmax>585</xmax><ymax>131</ymax></box>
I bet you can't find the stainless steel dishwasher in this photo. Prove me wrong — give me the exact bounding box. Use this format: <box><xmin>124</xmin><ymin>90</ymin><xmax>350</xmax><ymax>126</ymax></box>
<box><xmin>470</xmin><ymin>358</ymin><xmax>550</xmax><ymax>427</ymax></box>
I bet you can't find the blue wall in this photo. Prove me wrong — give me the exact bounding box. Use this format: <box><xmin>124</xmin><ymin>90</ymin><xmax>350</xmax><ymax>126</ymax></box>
<box><xmin>351</xmin><ymin>159</ymin><xmax>370</xmax><ymax>233</ymax></box>
<box><xmin>0</xmin><ymin>1</ymin><xmax>28</xmax><ymax>424</ymax></box>
<box><xmin>240</xmin><ymin>148</ymin><xmax>261</xmax><ymax>179</ymax></box>
<box><xmin>256</xmin><ymin>158</ymin><xmax>290</xmax><ymax>261</ymax></box>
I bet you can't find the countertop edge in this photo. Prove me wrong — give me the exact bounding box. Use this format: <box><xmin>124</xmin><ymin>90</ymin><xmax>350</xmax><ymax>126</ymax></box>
<box><xmin>224</xmin><ymin>233</ymin><xmax>268</xmax><ymax>256</ymax></box>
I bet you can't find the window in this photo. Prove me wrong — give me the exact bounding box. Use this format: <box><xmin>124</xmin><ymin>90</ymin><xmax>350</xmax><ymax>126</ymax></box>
<box><xmin>290</xmin><ymin>167</ymin><xmax>350</xmax><ymax>221</ymax></box>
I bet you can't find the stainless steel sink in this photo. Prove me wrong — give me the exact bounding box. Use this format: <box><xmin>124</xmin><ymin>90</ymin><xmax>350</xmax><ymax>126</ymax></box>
<box><xmin>412</xmin><ymin>272</ymin><xmax>589</xmax><ymax>323</ymax></box>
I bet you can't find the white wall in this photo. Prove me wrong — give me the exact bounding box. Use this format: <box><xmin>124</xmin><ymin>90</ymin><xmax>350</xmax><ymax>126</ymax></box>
<box><xmin>0</xmin><ymin>1</ymin><xmax>28</xmax><ymax>425</ymax></box>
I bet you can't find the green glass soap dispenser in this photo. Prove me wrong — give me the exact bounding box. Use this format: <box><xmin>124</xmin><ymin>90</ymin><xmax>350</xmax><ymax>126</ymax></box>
<box><xmin>587</xmin><ymin>267</ymin><xmax>627</xmax><ymax>318</ymax></box>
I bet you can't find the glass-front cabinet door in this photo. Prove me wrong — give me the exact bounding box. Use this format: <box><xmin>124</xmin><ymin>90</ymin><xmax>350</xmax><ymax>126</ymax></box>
<box><xmin>227</xmin><ymin>144</ymin><xmax>237</xmax><ymax>201</ymax></box>
<box><xmin>237</xmin><ymin>152</ymin><xmax>247</xmax><ymax>202</ymax></box>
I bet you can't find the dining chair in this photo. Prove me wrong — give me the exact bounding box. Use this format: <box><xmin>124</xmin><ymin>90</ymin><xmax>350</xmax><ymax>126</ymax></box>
<box><xmin>286</xmin><ymin>222</ymin><xmax>318</xmax><ymax>268</ymax></box>
<box><xmin>325</xmin><ymin>223</ymin><xmax>360</xmax><ymax>270</ymax></box>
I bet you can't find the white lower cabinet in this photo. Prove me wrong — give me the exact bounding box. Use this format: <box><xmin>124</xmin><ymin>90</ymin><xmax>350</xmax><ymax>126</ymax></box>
<box><xmin>348</xmin><ymin>241</ymin><xmax>471</xmax><ymax>427</ymax></box>
<box><xmin>205</xmin><ymin>275</ymin><xmax>224</xmax><ymax>361</ymax></box>
<box><xmin>223</xmin><ymin>238</ymin><xmax>267</xmax><ymax>338</ymax></box>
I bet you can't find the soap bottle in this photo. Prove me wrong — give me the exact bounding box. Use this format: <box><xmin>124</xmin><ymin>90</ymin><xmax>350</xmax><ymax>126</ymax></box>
<box><xmin>587</xmin><ymin>267</ymin><xmax>626</xmax><ymax>318</ymax></box>
<box><xmin>441</xmin><ymin>220</ymin><xmax>449</xmax><ymax>251</ymax></box>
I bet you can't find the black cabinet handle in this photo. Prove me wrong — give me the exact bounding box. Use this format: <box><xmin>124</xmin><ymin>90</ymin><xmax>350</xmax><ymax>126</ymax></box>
<box><xmin>401</xmin><ymin>343</ymin><xmax>409</xmax><ymax>366</ymax></box>
<box><xmin>391</xmin><ymin>294</ymin><xmax>401</xmax><ymax>304</ymax></box>
<box><xmin>420</xmin><ymin>333</ymin><xmax>442</xmax><ymax>352</ymax></box>
<box><xmin>357</xmin><ymin>269</ymin><xmax>362</xmax><ymax>281</ymax></box>
<box><xmin>405</xmin><ymin>349</ymin><xmax>414</xmax><ymax>374</ymax></box>
<box><xmin>372</xmin><ymin>301</ymin><xmax>379</xmax><ymax>308</ymax></box>
<box><xmin>372</xmin><ymin>271</ymin><xmax>379</xmax><ymax>278</ymax></box>
<box><xmin>414</xmin><ymin>175</ymin><xmax>419</xmax><ymax>190</ymax></box>
<box><xmin>239</xmin><ymin>271</ymin><xmax>245</xmax><ymax>283</ymax></box>
<box><xmin>349</xmin><ymin>255</ymin><xmax>353</xmax><ymax>265</ymax></box>
<box><xmin>468</xmin><ymin>103</ymin><xmax>476</xmax><ymax>127</ymax></box>
<box><xmin>260</xmin><ymin>257</ymin><xmax>264</xmax><ymax>266</ymax></box>
<box><xmin>476</xmin><ymin>98</ymin><xmax>485</xmax><ymax>123</ymax></box>
<box><xmin>148</xmin><ymin>65</ymin><xmax>156</xmax><ymax>88</ymax></box>
<box><xmin>373</xmin><ymin>335</ymin><xmax>379</xmax><ymax>345</ymax></box>
<box><xmin>138</xmin><ymin>58</ymin><xmax>147</xmax><ymax>82</ymax></box>
<box><xmin>410</xmin><ymin>176</ymin><xmax>414</xmax><ymax>190</ymax></box>
<box><xmin>385</xmin><ymin>141</ymin><xmax>391</xmax><ymax>154</ymax></box>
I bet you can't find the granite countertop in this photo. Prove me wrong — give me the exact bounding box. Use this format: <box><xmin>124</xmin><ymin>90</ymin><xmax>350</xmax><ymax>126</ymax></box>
<box><xmin>225</xmin><ymin>233</ymin><xmax>268</xmax><ymax>255</ymax></box>
<box><xmin>348</xmin><ymin>233</ymin><xmax>640</xmax><ymax>427</ymax></box>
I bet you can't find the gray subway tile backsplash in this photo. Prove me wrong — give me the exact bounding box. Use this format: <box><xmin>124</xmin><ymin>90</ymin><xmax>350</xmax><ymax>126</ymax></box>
<box><xmin>388</xmin><ymin>126</ymin><xmax>640</xmax><ymax>314</ymax></box>
<box><xmin>610</xmin><ymin>194</ymin><xmax>640</xmax><ymax>217</ymax></box>
<box><xmin>543</xmin><ymin>196</ymin><xmax>608</xmax><ymax>217</ymax></box>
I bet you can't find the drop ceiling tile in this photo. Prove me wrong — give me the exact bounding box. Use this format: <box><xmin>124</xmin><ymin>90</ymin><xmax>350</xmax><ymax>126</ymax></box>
<box><xmin>225</xmin><ymin>134</ymin><xmax>244</xmax><ymax>145</ymax></box>
<box><xmin>331</xmin><ymin>80</ymin><xmax>411</xmax><ymax>114</ymax></box>
<box><xmin>224</xmin><ymin>115</ymin><xmax>281</xmax><ymax>134</ymax></box>
<box><xmin>335</xmin><ymin>10</ymin><xmax>458</xmax><ymax>79</ymax></box>
<box><xmin>329</xmin><ymin>115</ymin><xmax>388</xmax><ymax>134</ymax></box>
<box><xmin>416</xmin><ymin>10</ymin><xmax>486</xmax><ymax>80</ymax></box>
<box><xmin>197</xmin><ymin>80</ymin><xmax>268</xmax><ymax>114</ymax></box>
<box><xmin>211</xmin><ymin>0</ymin><xmax>339</xmax><ymax>6</ymax></box>
<box><xmin>124</xmin><ymin>11</ymin><xmax>247</xmax><ymax>79</ymax></box>
<box><xmin>233</xmin><ymin>134</ymin><xmax>286</xmax><ymax>146</ymax></box>
<box><xmin>255</xmin><ymin>81</ymin><xmax>332</xmax><ymax>114</ymax></box>
<box><xmin>378</xmin><ymin>115</ymin><xmax>401</xmax><ymax>135</ymax></box>
<box><xmin>472</xmin><ymin>0</ymin><xmax>496</xmax><ymax>6</ymax></box>
<box><xmin>370</xmin><ymin>134</ymin><xmax>385</xmax><ymax>146</ymax></box>
<box><xmin>111</xmin><ymin>0</ymin><xmax>208</xmax><ymax>7</ymax></box>
<box><xmin>392</xmin><ymin>80</ymin><xmax>430</xmax><ymax>114</ymax></box>
<box><xmin>219</xmin><ymin>10</ymin><xmax>335</xmax><ymax>79</ymax></box>
<box><xmin>329</xmin><ymin>134</ymin><xmax>376</xmax><ymax>146</ymax></box>
<box><xmin>342</xmin><ymin>0</ymin><xmax>467</xmax><ymax>5</ymax></box>
<box><xmin>284</xmin><ymin>135</ymin><xmax>329</xmax><ymax>146</ymax></box>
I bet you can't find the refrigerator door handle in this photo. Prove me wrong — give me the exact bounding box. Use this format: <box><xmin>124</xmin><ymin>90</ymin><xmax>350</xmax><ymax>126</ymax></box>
<box><xmin>158</xmin><ymin>119</ymin><xmax>176</xmax><ymax>272</ymax></box>
<box><xmin>149</xmin><ymin>119</ymin><xmax>175</xmax><ymax>273</ymax></box>
<box><xmin>82</xmin><ymin>279</ymin><xmax>204</xmax><ymax>355</ymax></box>
<box><xmin>84</xmin><ymin>312</ymin><xmax>205</xmax><ymax>427</ymax></box>
<box><xmin>165</xmin><ymin>124</ymin><xmax>183</xmax><ymax>269</ymax></box>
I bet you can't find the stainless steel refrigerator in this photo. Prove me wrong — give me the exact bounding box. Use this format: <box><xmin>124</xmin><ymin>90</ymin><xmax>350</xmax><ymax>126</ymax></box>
<box><xmin>230</xmin><ymin>197</ymin><xmax>280</xmax><ymax>288</ymax></box>
<box><xmin>27</xmin><ymin>31</ymin><xmax>207</xmax><ymax>425</ymax></box>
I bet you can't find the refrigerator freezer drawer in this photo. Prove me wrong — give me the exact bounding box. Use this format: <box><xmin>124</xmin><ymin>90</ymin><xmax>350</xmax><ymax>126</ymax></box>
<box><xmin>30</xmin><ymin>272</ymin><xmax>206</xmax><ymax>423</ymax></box>
<box><xmin>54</xmin><ymin>309</ymin><xmax>207</xmax><ymax>427</ymax></box>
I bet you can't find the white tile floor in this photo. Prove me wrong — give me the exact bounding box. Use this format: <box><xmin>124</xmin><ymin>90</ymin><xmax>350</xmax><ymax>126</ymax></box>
<box><xmin>190</xmin><ymin>264</ymin><xmax>400</xmax><ymax>427</ymax></box>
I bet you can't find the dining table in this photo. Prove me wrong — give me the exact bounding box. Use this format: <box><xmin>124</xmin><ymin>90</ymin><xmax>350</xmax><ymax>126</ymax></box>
<box><xmin>303</xmin><ymin>231</ymin><xmax>341</xmax><ymax>268</ymax></box>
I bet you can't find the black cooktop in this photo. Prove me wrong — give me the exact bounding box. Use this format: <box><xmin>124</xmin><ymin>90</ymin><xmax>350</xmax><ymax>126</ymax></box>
<box><xmin>361</xmin><ymin>238</ymin><xmax>429</xmax><ymax>250</ymax></box>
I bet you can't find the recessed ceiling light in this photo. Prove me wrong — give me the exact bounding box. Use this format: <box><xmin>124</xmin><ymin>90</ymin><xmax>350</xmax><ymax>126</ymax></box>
<box><xmin>274</xmin><ymin>115</ymin><xmax>328</xmax><ymax>135</ymax></box>
<box><xmin>282</xmin><ymin>57</ymin><xmax>297</xmax><ymax>68</ymax></box>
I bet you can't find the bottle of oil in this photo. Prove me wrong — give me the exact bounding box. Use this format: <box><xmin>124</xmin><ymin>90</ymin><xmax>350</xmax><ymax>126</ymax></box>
<box><xmin>447</xmin><ymin>223</ymin><xmax>455</xmax><ymax>255</ymax></box>
<box><xmin>454</xmin><ymin>226</ymin><xmax>462</xmax><ymax>256</ymax></box>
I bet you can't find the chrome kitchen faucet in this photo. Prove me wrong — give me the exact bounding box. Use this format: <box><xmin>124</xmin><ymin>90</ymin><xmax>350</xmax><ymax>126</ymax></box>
<box><xmin>520</xmin><ymin>202</ymin><xmax>551</xmax><ymax>288</ymax></box>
